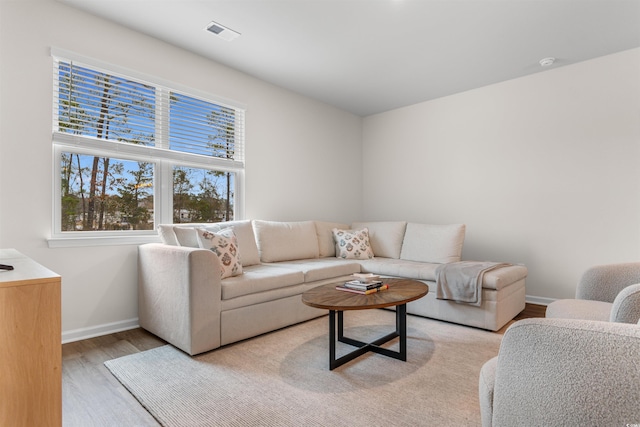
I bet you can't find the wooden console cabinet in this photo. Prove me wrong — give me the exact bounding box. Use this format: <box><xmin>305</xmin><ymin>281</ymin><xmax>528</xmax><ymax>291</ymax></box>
<box><xmin>0</xmin><ymin>249</ymin><xmax>61</xmax><ymax>427</ymax></box>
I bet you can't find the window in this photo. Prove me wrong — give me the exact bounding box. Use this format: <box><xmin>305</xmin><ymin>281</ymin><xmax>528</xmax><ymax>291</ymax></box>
<box><xmin>51</xmin><ymin>50</ymin><xmax>245</xmax><ymax>245</ymax></box>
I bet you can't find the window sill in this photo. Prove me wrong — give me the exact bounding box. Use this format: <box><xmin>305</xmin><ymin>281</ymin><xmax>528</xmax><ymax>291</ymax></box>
<box><xmin>47</xmin><ymin>234</ymin><xmax>161</xmax><ymax>248</ymax></box>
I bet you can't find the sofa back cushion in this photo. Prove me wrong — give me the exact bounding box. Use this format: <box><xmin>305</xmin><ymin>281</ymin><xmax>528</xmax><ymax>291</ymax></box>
<box><xmin>400</xmin><ymin>223</ymin><xmax>466</xmax><ymax>264</ymax></box>
<box><xmin>253</xmin><ymin>220</ymin><xmax>319</xmax><ymax>262</ymax></box>
<box><xmin>314</xmin><ymin>221</ymin><xmax>350</xmax><ymax>257</ymax></box>
<box><xmin>351</xmin><ymin>221</ymin><xmax>407</xmax><ymax>259</ymax></box>
<box><xmin>157</xmin><ymin>220</ymin><xmax>261</xmax><ymax>266</ymax></box>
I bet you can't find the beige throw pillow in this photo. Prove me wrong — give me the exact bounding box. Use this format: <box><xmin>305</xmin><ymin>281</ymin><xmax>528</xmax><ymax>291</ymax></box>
<box><xmin>173</xmin><ymin>227</ymin><xmax>199</xmax><ymax>247</ymax></box>
<box><xmin>157</xmin><ymin>224</ymin><xmax>179</xmax><ymax>246</ymax></box>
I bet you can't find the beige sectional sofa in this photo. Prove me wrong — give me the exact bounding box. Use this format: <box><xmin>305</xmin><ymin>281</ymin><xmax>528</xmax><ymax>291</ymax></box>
<box><xmin>138</xmin><ymin>220</ymin><xmax>527</xmax><ymax>355</ymax></box>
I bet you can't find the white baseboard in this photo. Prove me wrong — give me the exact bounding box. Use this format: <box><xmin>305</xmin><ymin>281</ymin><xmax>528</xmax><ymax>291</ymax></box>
<box><xmin>60</xmin><ymin>295</ymin><xmax>555</xmax><ymax>343</ymax></box>
<box><xmin>62</xmin><ymin>318</ymin><xmax>140</xmax><ymax>344</ymax></box>
<box><xmin>525</xmin><ymin>295</ymin><xmax>555</xmax><ymax>306</ymax></box>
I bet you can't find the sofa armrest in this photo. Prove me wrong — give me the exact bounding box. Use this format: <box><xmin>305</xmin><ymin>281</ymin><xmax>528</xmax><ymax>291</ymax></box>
<box><xmin>610</xmin><ymin>283</ymin><xmax>640</xmax><ymax>323</ymax></box>
<box><xmin>138</xmin><ymin>243</ymin><xmax>222</xmax><ymax>355</ymax></box>
<box><xmin>576</xmin><ymin>262</ymin><xmax>640</xmax><ymax>302</ymax></box>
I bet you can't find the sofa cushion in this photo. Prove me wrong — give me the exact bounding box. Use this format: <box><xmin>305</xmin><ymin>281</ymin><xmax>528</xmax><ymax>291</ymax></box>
<box><xmin>221</xmin><ymin>264</ymin><xmax>305</xmax><ymax>300</ymax></box>
<box><xmin>205</xmin><ymin>220</ymin><xmax>260</xmax><ymax>267</ymax></box>
<box><xmin>358</xmin><ymin>258</ymin><xmax>439</xmax><ymax>282</ymax></box>
<box><xmin>400</xmin><ymin>223</ymin><xmax>466</xmax><ymax>264</ymax></box>
<box><xmin>352</xmin><ymin>221</ymin><xmax>407</xmax><ymax>259</ymax></box>
<box><xmin>266</xmin><ymin>258</ymin><xmax>361</xmax><ymax>283</ymax></box>
<box><xmin>482</xmin><ymin>265</ymin><xmax>528</xmax><ymax>290</ymax></box>
<box><xmin>332</xmin><ymin>228</ymin><xmax>374</xmax><ymax>259</ymax></box>
<box><xmin>196</xmin><ymin>228</ymin><xmax>242</xmax><ymax>279</ymax></box>
<box><xmin>314</xmin><ymin>221</ymin><xmax>349</xmax><ymax>257</ymax></box>
<box><xmin>253</xmin><ymin>220</ymin><xmax>319</xmax><ymax>262</ymax></box>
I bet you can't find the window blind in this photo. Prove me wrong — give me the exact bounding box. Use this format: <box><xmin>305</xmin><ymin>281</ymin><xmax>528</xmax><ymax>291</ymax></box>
<box><xmin>169</xmin><ymin>92</ymin><xmax>243</xmax><ymax>160</ymax></box>
<box><xmin>53</xmin><ymin>57</ymin><xmax>245</xmax><ymax>163</ymax></box>
<box><xmin>50</xmin><ymin>51</ymin><xmax>246</xmax><ymax>241</ymax></box>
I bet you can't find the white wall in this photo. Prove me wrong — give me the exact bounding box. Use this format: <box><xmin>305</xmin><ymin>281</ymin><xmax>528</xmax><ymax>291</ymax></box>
<box><xmin>0</xmin><ymin>0</ymin><xmax>362</xmax><ymax>339</ymax></box>
<box><xmin>363</xmin><ymin>48</ymin><xmax>640</xmax><ymax>301</ymax></box>
<box><xmin>2</xmin><ymin>0</ymin><xmax>637</xmax><ymax>340</ymax></box>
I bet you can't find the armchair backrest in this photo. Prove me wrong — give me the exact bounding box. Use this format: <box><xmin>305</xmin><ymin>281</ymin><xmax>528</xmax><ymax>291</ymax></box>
<box><xmin>491</xmin><ymin>318</ymin><xmax>640</xmax><ymax>427</ymax></box>
<box><xmin>576</xmin><ymin>262</ymin><xmax>640</xmax><ymax>302</ymax></box>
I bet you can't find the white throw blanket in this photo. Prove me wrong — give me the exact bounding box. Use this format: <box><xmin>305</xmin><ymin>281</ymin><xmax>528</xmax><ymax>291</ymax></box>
<box><xmin>435</xmin><ymin>261</ymin><xmax>510</xmax><ymax>306</ymax></box>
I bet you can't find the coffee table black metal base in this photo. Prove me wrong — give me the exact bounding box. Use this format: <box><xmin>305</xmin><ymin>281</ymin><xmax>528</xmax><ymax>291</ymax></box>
<box><xmin>329</xmin><ymin>304</ymin><xmax>407</xmax><ymax>370</ymax></box>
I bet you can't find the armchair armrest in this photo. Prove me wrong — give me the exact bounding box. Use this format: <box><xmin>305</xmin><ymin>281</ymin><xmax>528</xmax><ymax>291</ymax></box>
<box><xmin>576</xmin><ymin>262</ymin><xmax>640</xmax><ymax>302</ymax></box>
<box><xmin>479</xmin><ymin>356</ymin><xmax>497</xmax><ymax>427</ymax></box>
<box><xmin>138</xmin><ymin>243</ymin><xmax>222</xmax><ymax>355</ymax></box>
<box><xmin>610</xmin><ymin>283</ymin><xmax>640</xmax><ymax>323</ymax></box>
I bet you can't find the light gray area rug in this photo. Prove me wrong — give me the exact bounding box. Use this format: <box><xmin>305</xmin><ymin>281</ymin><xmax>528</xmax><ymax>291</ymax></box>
<box><xmin>105</xmin><ymin>310</ymin><xmax>502</xmax><ymax>427</ymax></box>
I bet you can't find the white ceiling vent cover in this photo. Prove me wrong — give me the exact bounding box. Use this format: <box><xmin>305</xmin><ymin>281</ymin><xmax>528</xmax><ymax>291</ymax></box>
<box><xmin>206</xmin><ymin>21</ymin><xmax>241</xmax><ymax>41</ymax></box>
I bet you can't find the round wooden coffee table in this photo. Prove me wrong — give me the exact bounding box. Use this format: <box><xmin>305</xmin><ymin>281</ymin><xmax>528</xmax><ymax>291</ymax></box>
<box><xmin>302</xmin><ymin>278</ymin><xmax>428</xmax><ymax>370</ymax></box>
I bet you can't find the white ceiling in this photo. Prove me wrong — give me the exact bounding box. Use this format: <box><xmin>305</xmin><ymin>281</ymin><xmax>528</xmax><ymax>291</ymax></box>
<box><xmin>58</xmin><ymin>0</ymin><xmax>640</xmax><ymax>116</ymax></box>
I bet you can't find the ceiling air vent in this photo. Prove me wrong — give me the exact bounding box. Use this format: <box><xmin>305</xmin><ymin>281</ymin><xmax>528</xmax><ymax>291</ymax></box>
<box><xmin>206</xmin><ymin>21</ymin><xmax>241</xmax><ymax>42</ymax></box>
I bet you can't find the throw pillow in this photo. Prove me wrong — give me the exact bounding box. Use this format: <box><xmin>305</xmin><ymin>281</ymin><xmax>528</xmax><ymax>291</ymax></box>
<box><xmin>196</xmin><ymin>228</ymin><xmax>242</xmax><ymax>279</ymax></box>
<box><xmin>174</xmin><ymin>226</ymin><xmax>199</xmax><ymax>247</ymax></box>
<box><xmin>332</xmin><ymin>228</ymin><xmax>374</xmax><ymax>260</ymax></box>
<box><xmin>157</xmin><ymin>224</ymin><xmax>179</xmax><ymax>246</ymax></box>
<box><xmin>205</xmin><ymin>220</ymin><xmax>261</xmax><ymax>266</ymax></box>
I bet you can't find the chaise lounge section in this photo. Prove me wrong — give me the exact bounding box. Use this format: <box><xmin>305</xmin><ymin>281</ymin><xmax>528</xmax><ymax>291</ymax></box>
<box><xmin>138</xmin><ymin>220</ymin><xmax>527</xmax><ymax>355</ymax></box>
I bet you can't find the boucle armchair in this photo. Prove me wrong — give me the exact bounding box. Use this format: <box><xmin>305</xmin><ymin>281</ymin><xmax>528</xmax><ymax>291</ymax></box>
<box><xmin>479</xmin><ymin>318</ymin><xmax>640</xmax><ymax>427</ymax></box>
<box><xmin>546</xmin><ymin>262</ymin><xmax>640</xmax><ymax>323</ymax></box>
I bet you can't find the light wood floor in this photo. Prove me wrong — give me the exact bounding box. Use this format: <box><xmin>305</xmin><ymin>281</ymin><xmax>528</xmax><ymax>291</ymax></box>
<box><xmin>62</xmin><ymin>329</ymin><xmax>166</xmax><ymax>426</ymax></box>
<box><xmin>61</xmin><ymin>304</ymin><xmax>546</xmax><ymax>426</ymax></box>
<box><xmin>496</xmin><ymin>302</ymin><xmax>547</xmax><ymax>334</ymax></box>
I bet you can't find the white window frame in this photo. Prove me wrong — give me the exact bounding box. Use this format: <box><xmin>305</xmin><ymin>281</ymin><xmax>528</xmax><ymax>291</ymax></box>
<box><xmin>48</xmin><ymin>49</ymin><xmax>245</xmax><ymax>248</ymax></box>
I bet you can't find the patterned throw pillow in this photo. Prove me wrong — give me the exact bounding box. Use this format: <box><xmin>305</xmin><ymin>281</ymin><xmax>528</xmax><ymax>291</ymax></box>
<box><xmin>196</xmin><ymin>228</ymin><xmax>243</xmax><ymax>279</ymax></box>
<box><xmin>332</xmin><ymin>228</ymin><xmax>374</xmax><ymax>260</ymax></box>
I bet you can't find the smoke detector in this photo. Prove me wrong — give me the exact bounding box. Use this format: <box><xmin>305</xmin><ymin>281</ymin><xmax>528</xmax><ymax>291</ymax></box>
<box><xmin>206</xmin><ymin>21</ymin><xmax>241</xmax><ymax>41</ymax></box>
<box><xmin>539</xmin><ymin>57</ymin><xmax>556</xmax><ymax>67</ymax></box>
